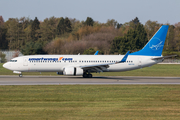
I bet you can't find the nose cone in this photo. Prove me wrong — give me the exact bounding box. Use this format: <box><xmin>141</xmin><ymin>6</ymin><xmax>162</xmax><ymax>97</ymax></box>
<box><xmin>3</xmin><ymin>63</ymin><xmax>9</xmax><ymax>69</ymax></box>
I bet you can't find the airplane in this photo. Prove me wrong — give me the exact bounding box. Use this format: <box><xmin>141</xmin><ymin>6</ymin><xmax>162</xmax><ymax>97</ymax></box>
<box><xmin>3</xmin><ymin>25</ymin><xmax>176</xmax><ymax>78</ymax></box>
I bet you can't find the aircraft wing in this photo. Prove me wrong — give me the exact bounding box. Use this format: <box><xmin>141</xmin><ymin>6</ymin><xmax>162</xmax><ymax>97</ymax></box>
<box><xmin>94</xmin><ymin>51</ymin><xmax>99</xmax><ymax>55</ymax></box>
<box><xmin>80</xmin><ymin>63</ymin><xmax>111</xmax><ymax>72</ymax></box>
<box><xmin>80</xmin><ymin>51</ymin><xmax>130</xmax><ymax>72</ymax></box>
<box><xmin>151</xmin><ymin>55</ymin><xmax>177</xmax><ymax>60</ymax></box>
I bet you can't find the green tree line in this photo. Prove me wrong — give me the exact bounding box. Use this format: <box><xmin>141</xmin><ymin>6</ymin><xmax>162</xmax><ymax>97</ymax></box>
<box><xmin>0</xmin><ymin>16</ymin><xmax>180</xmax><ymax>56</ymax></box>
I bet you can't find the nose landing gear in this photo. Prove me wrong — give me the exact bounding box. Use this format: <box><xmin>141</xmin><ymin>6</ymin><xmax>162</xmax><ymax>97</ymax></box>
<box><xmin>19</xmin><ymin>74</ymin><xmax>23</xmax><ymax>77</ymax></box>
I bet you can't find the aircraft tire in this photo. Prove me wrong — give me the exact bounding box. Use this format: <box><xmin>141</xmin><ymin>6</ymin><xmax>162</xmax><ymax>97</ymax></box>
<box><xmin>19</xmin><ymin>74</ymin><xmax>23</xmax><ymax>77</ymax></box>
<box><xmin>83</xmin><ymin>73</ymin><xmax>92</xmax><ymax>78</ymax></box>
<box><xmin>88</xmin><ymin>74</ymin><xmax>92</xmax><ymax>78</ymax></box>
<box><xmin>83</xmin><ymin>73</ymin><xmax>88</xmax><ymax>78</ymax></box>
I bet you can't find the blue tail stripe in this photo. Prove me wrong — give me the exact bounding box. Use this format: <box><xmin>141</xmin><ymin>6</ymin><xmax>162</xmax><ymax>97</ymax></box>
<box><xmin>130</xmin><ymin>25</ymin><xmax>169</xmax><ymax>56</ymax></box>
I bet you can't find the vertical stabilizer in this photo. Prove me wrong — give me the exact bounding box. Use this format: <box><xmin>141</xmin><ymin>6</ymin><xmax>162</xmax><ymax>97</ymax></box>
<box><xmin>130</xmin><ymin>25</ymin><xmax>169</xmax><ymax>56</ymax></box>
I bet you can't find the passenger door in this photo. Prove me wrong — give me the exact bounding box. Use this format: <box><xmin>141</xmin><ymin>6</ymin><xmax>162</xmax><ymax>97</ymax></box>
<box><xmin>23</xmin><ymin>57</ymin><xmax>28</xmax><ymax>66</ymax></box>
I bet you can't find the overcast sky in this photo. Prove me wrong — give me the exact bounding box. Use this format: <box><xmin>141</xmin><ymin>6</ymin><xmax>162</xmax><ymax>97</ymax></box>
<box><xmin>0</xmin><ymin>0</ymin><xmax>180</xmax><ymax>25</ymax></box>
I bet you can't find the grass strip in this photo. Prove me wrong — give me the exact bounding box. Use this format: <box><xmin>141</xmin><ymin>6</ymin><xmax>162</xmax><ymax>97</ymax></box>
<box><xmin>0</xmin><ymin>85</ymin><xmax>180</xmax><ymax>120</ymax></box>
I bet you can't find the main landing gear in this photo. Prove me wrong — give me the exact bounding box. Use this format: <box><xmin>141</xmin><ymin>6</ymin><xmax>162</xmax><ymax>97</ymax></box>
<box><xmin>83</xmin><ymin>73</ymin><xmax>92</xmax><ymax>78</ymax></box>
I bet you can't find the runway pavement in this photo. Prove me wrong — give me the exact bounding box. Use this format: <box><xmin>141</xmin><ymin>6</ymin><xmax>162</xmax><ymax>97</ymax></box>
<box><xmin>0</xmin><ymin>75</ymin><xmax>180</xmax><ymax>85</ymax></box>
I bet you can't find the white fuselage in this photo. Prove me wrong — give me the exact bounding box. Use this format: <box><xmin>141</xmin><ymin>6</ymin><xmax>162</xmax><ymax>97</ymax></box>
<box><xmin>3</xmin><ymin>55</ymin><xmax>162</xmax><ymax>73</ymax></box>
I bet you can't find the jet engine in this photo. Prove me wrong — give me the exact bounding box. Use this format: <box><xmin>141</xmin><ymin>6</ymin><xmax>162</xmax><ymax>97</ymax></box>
<box><xmin>63</xmin><ymin>67</ymin><xmax>83</xmax><ymax>76</ymax></box>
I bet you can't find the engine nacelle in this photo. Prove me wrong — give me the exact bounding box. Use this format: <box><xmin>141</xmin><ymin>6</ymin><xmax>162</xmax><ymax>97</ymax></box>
<box><xmin>63</xmin><ymin>67</ymin><xmax>83</xmax><ymax>76</ymax></box>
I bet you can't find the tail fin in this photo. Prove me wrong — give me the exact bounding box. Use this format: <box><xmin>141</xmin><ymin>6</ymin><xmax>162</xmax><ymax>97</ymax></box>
<box><xmin>130</xmin><ymin>25</ymin><xmax>169</xmax><ymax>56</ymax></box>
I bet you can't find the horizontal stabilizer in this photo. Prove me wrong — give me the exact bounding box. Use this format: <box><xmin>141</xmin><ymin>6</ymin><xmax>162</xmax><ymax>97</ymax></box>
<box><xmin>151</xmin><ymin>55</ymin><xmax>177</xmax><ymax>60</ymax></box>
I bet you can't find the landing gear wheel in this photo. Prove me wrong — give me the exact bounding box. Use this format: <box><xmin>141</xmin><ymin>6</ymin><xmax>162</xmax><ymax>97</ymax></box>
<box><xmin>83</xmin><ymin>73</ymin><xmax>88</xmax><ymax>78</ymax></box>
<box><xmin>19</xmin><ymin>74</ymin><xmax>23</xmax><ymax>77</ymax></box>
<box><xmin>88</xmin><ymin>74</ymin><xmax>92</xmax><ymax>78</ymax></box>
<box><xmin>83</xmin><ymin>73</ymin><xmax>92</xmax><ymax>78</ymax></box>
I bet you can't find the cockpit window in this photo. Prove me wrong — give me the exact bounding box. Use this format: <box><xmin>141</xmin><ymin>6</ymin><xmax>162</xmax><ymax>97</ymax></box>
<box><xmin>10</xmin><ymin>60</ymin><xmax>17</xmax><ymax>62</ymax></box>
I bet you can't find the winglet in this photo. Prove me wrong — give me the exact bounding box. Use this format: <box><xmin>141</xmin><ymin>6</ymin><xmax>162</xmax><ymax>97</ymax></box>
<box><xmin>118</xmin><ymin>51</ymin><xmax>130</xmax><ymax>63</ymax></box>
<box><xmin>94</xmin><ymin>51</ymin><xmax>99</xmax><ymax>55</ymax></box>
